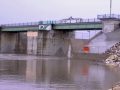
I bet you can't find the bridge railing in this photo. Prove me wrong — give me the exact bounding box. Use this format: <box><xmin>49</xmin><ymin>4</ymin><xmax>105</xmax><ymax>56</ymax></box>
<box><xmin>0</xmin><ymin>18</ymin><xmax>101</xmax><ymax>28</ymax></box>
<box><xmin>57</xmin><ymin>18</ymin><xmax>101</xmax><ymax>24</ymax></box>
<box><xmin>1</xmin><ymin>22</ymin><xmax>40</xmax><ymax>27</ymax></box>
<box><xmin>97</xmin><ymin>14</ymin><xmax>120</xmax><ymax>19</ymax></box>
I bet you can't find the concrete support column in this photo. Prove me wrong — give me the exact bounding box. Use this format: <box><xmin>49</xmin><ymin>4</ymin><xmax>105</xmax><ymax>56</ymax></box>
<box><xmin>17</xmin><ymin>32</ymin><xmax>27</xmax><ymax>54</ymax></box>
<box><xmin>0</xmin><ymin>32</ymin><xmax>19</xmax><ymax>53</ymax></box>
<box><xmin>0</xmin><ymin>31</ymin><xmax>1</xmax><ymax>52</ymax></box>
<box><xmin>37</xmin><ymin>30</ymin><xmax>75</xmax><ymax>56</ymax></box>
<box><xmin>27</xmin><ymin>31</ymin><xmax>38</xmax><ymax>55</ymax></box>
<box><xmin>0</xmin><ymin>32</ymin><xmax>27</xmax><ymax>53</ymax></box>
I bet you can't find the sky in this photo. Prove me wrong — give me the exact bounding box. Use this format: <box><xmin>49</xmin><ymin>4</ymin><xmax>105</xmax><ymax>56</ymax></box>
<box><xmin>0</xmin><ymin>0</ymin><xmax>120</xmax><ymax>24</ymax></box>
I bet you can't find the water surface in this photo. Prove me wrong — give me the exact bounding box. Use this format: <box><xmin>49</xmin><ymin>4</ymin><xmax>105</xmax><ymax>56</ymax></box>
<box><xmin>0</xmin><ymin>54</ymin><xmax>120</xmax><ymax>90</ymax></box>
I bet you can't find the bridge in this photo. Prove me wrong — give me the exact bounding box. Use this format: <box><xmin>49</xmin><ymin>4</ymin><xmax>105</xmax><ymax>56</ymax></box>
<box><xmin>0</xmin><ymin>14</ymin><xmax>120</xmax><ymax>57</ymax></box>
<box><xmin>1</xmin><ymin>18</ymin><xmax>102</xmax><ymax>32</ymax></box>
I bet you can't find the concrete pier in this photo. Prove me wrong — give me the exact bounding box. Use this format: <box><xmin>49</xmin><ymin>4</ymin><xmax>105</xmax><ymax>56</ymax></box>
<box><xmin>0</xmin><ymin>30</ymin><xmax>74</xmax><ymax>56</ymax></box>
<box><xmin>0</xmin><ymin>32</ymin><xmax>27</xmax><ymax>53</ymax></box>
<box><xmin>37</xmin><ymin>30</ymin><xmax>74</xmax><ymax>56</ymax></box>
<box><xmin>0</xmin><ymin>32</ymin><xmax>18</xmax><ymax>53</ymax></box>
<box><xmin>27</xmin><ymin>31</ymin><xmax>38</xmax><ymax>55</ymax></box>
<box><xmin>16</xmin><ymin>32</ymin><xmax>27</xmax><ymax>53</ymax></box>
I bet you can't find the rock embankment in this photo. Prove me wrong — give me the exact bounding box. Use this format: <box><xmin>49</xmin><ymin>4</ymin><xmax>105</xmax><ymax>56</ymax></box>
<box><xmin>105</xmin><ymin>42</ymin><xmax>120</xmax><ymax>67</ymax></box>
<box><xmin>105</xmin><ymin>42</ymin><xmax>120</xmax><ymax>56</ymax></box>
<box><xmin>105</xmin><ymin>54</ymin><xmax>120</xmax><ymax>67</ymax></box>
<box><xmin>105</xmin><ymin>42</ymin><xmax>120</xmax><ymax>90</ymax></box>
<box><xmin>108</xmin><ymin>82</ymin><xmax>120</xmax><ymax>90</ymax></box>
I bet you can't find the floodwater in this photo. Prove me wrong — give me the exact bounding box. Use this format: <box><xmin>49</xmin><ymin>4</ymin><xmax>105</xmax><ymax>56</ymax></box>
<box><xmin>0</xmin><ymin>54</ymin><xmax>120</xmax><ymax>90</ymax></box>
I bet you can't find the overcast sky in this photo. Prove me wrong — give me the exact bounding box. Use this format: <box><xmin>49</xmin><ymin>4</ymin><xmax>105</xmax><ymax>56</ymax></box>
<box><xmin>0</xmin><ymin>0</ymin><xmax>120</xmax><ymax>24</ymax></box>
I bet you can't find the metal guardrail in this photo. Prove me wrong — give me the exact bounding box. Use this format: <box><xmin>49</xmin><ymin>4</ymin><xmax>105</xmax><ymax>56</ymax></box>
<box><xmin>57</xmin><ymin>18</ymin><xmax>101</xmax><ymax>24</ymax></box>
<box><xmin>1</xmin><ymin>22</ymin><xmax>39</xmax><ymax>27</ymax></box>
<box><xmin>97</xmin><ymin>14</ymin><xmax>120</xmax><ymax>19</ymax></box>
<box><xmin>0</xmin><ymin>18</ymin><xmax>101</xmax><ymax>28</ymax></box>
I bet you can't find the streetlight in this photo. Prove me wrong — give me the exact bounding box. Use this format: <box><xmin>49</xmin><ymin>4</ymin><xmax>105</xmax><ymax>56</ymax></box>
<box><xmin>110</xmin><ymin>0</ymin><xmax>112</xmax><ymax>17</ymax></box>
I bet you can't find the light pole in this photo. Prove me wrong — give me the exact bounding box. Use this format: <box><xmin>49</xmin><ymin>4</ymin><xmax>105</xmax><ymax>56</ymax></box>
<box><xmin>110</xmin><ymin>0</ymin><xmax>112</xmax><ymax>17</ymax></box>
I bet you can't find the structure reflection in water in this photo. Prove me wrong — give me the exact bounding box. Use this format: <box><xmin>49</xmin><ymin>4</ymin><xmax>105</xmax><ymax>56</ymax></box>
<box><xmin>0</xmin><ymin>59</ymin><xmax>120</xmax><ymax>90</ymax></box>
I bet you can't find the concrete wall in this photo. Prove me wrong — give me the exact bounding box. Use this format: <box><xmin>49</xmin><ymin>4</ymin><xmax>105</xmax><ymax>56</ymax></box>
<box><xmin>0</xmin><ymin>31</ymin><xmax>1</xmax><ymax>53</ymax></box>
<box><xmin>88</xmin><ymin>19</ymin><xmax>120</xmax><ymax>54</ymax></box>
<box><xmin>0</xmin><ymin>32</ymin><xmax>27</xmax><ymax>53</ymax></box>
<box><xmin>37</xmin><ymin>30</ymin><xmax>75</xmax><ymax>56</ymax></box>
<box><xmin>102</xmin><ymin>20</ymin><xmax>120</xmax><ymax>33</ymax></box>
<box><xmin>27</xmin><ymin>31</ymin><xmax>37</xmax><ymax>55</ymax></box>
<box><xmin>0</xmin><ymin>32</ymin><xmax>18</xmax><ymax>53</ymax></box>
<box><xmin>89</xmin><ymin>29</ymin><xmax>120</xmax><ymax>53</ymax></box>
<box><xmin>0</xmin><ymin>30</ymin><xmax>74</xmax><ymax>56</ymax></box>
<box><xmin>1</xmin><ymin>28</ymin><xmax>120</xmax><ymax>56</ymax></box>
<box><xmin>17</xmin><ymin>32</ymin><xmax>27</xmax><ymax>53</ymax></box>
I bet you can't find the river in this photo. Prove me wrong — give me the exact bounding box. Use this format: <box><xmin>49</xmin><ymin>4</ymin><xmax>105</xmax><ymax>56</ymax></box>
<box><xmin>0</xmin><ymin>54</ymin><xmax>120</xmax><ymax>90</ymax></box>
